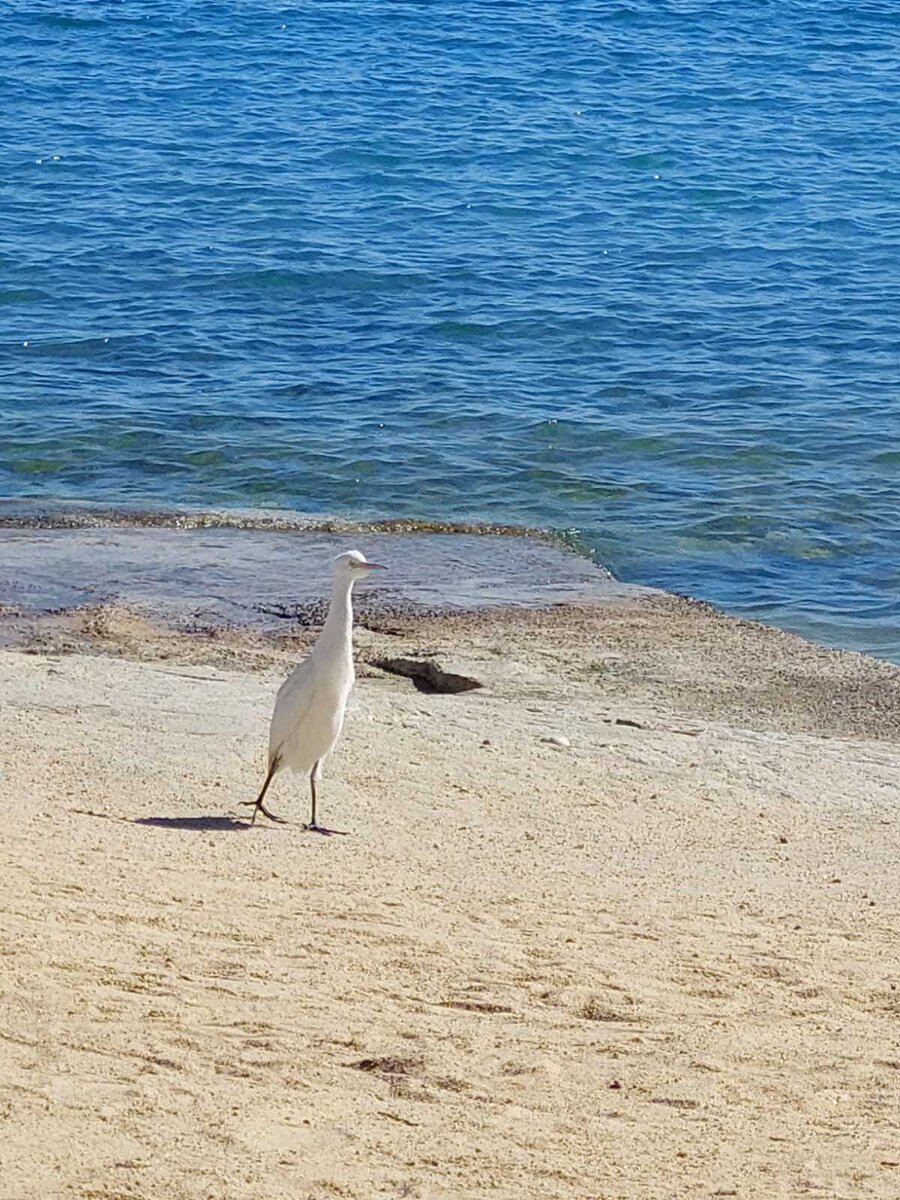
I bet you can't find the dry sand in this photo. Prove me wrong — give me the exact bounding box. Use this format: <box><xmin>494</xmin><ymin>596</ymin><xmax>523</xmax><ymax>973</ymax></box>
<box><xmin>1</xmin><ymin>594</ymin><xmax>899</xmax><ymax>1199</ymax></box>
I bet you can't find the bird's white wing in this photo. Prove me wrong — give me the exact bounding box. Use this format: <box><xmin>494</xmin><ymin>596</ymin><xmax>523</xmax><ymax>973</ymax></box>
<box><xmin>267</xmin><ymin>655</ymin><xmax>318</xmax><ymax>766</ymax></box>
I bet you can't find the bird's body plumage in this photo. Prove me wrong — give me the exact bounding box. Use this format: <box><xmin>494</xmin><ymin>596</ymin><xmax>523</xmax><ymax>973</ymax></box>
<box><xmin>268</xmin><ymin>618</ymin><xmax>354</xmax><ymax>776</ymax></box>
<box><xmin>243</xmin><ymin>549</ymin><xmax>383</xmax><ymax>830</ymax></box>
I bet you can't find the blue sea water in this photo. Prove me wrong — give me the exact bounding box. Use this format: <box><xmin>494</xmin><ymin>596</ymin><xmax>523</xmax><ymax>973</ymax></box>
<box><xmin>2</xmin><ymin>1</ymin><xmax>899</xmax><ymax>658</ymax></box>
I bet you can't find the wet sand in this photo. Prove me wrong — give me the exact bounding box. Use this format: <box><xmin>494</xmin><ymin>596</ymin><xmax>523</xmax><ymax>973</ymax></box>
<box><xmin>1</xmin><ymin>573</ymin><xmax>899</xmax><ymax>1198</ymax></box>
<box><xmin>0</xmin><ymin>520</ymin><xmax>637</xmax><ymax>645</ymax></box>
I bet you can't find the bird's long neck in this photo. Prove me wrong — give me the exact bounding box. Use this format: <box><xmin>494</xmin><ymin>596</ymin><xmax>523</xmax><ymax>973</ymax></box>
<box><xmin>319</xmin><ymin>575</ymin><xmax>355</xmax><ymax>657</ymax></box>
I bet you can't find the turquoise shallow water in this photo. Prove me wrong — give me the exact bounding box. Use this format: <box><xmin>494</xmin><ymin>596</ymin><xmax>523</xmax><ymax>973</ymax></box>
<box><xmin>2</xmin><ymin>2</ymin><xmax>899</xmax><ymax>658</ymax></box>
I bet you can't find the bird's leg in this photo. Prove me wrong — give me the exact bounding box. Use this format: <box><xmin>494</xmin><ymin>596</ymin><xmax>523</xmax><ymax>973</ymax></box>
<box><xmin>240</xmin><ymin>758</ymin><xmax>286</xmax><ymax>826</ymax></box>
<box><xmin>305</xmin><ymin>764</ymin><xmax>320</xmax><ymax>831</ymax></box>
<box><xmin>303</xmin><ymin>764</ymin><xmax>348</xmax><ymax>835</ymax></box>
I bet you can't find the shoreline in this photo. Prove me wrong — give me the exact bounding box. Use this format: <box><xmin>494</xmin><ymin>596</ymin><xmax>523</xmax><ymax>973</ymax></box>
<box><xmin>0</xmin><ymin>498</ymin><xmax>560</xmax><ymax>542</ymax></box>
<box><xmin>1</xmin><ymin>500</ymin><xmax>897</xmax><ymax>665</ymax></box>
<box><xmin>0</xmin><ymin>519</ymin><xmax>640</xmax><ymax>650</ymax></box>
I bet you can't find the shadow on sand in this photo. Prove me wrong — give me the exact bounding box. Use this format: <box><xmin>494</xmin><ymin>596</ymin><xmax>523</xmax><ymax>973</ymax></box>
<box><xmin>132</xmin><ymin>814</ymin><xmax>255</xmax><ymax>832</ymax></box>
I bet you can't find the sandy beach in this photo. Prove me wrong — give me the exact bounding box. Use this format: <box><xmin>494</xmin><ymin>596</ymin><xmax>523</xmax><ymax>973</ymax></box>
<box><xmin>2</xmin><ymin>593</ymin><xmax>899</xmax><ymax>1199</ymax></box>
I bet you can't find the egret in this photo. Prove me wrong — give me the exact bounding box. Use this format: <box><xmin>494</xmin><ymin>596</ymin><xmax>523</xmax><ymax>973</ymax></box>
<box><xmin>242</xmin><ymin>549</ymin><xmax>385</xmax><ymax>832</ymax></box>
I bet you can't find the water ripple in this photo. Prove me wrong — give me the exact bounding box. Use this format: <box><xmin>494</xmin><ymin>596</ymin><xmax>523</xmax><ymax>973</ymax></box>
<box><xmin>1</xmin><ymin>0</ymin><xmax>899</xmax><ymax>658</ymax></box>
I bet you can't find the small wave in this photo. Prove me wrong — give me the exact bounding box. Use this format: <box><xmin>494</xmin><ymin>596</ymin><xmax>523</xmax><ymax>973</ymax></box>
<box><xmin>38</xmin><ymin>14</ymin><xmax>106</xmax><ymax>28</ymax></box>
<box><xmin>0</xmin><ymin>500</ymin><xmax>555</xmax><ymax>542</ymax></box>
<box><xmin>0</xmin><ymin>288</ymin><xmax>50</xmax><ymax>306</ymax></box>
<box><xmin>194</xmin><ymin>267</ymin><xmax>427</xmax><ymax>294</ymax></box>
<box><xmin>14</xmin><ymin>336</ymin><xmax>116</xmax><ymax>358</ymax></box>
<box><xmin>430</xmin><ymin>320</ymin><xmax>499</xmax><ymax>338</ymax></box>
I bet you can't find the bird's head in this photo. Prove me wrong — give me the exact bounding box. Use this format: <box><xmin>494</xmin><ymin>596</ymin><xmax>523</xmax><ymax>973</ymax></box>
<box><xmin>332</xmin><ymin>549</ymin><xmax>386</xmax><ymax>582</ymax></box>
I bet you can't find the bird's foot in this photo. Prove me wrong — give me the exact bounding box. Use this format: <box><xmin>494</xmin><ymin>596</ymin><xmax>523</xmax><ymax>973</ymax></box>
<box><xmin>239</xmin><ymin>799</ymin><xmax>287</xmax><ymax>826</ymax></box>
<box><xmin>302</xmin><ymin>822</ymin><xmax>349</xmax><ymax>837</ymax></box>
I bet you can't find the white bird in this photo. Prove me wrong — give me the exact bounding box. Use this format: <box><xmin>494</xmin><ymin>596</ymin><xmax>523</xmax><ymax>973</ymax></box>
<box><xmin>242</xmin><ymin>549</ymin><xmax>385</xmax><ymax>833</ymax></box>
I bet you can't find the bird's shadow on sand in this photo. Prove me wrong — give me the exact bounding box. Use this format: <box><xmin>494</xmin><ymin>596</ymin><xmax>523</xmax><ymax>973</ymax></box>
<box><xmin>132</xmin><ymin>815</ymin><xmax>255</xmax><ymax>832</ymax></box>
<box><xmin>133</xmin><ymin>815</ymin><xmax>347</xmax><ymax>834</ymax></box>
<box><xmin>73</xmin><ymin>809</ymin><xmax>345</xmax><ymax>835</ymax></box>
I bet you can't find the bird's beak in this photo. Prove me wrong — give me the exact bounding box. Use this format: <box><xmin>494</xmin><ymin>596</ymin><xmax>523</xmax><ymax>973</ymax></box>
<box><xmin>364</xmin><ymin>562</ymin><xmax>387</xmax><ymax>571</ymax></box>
